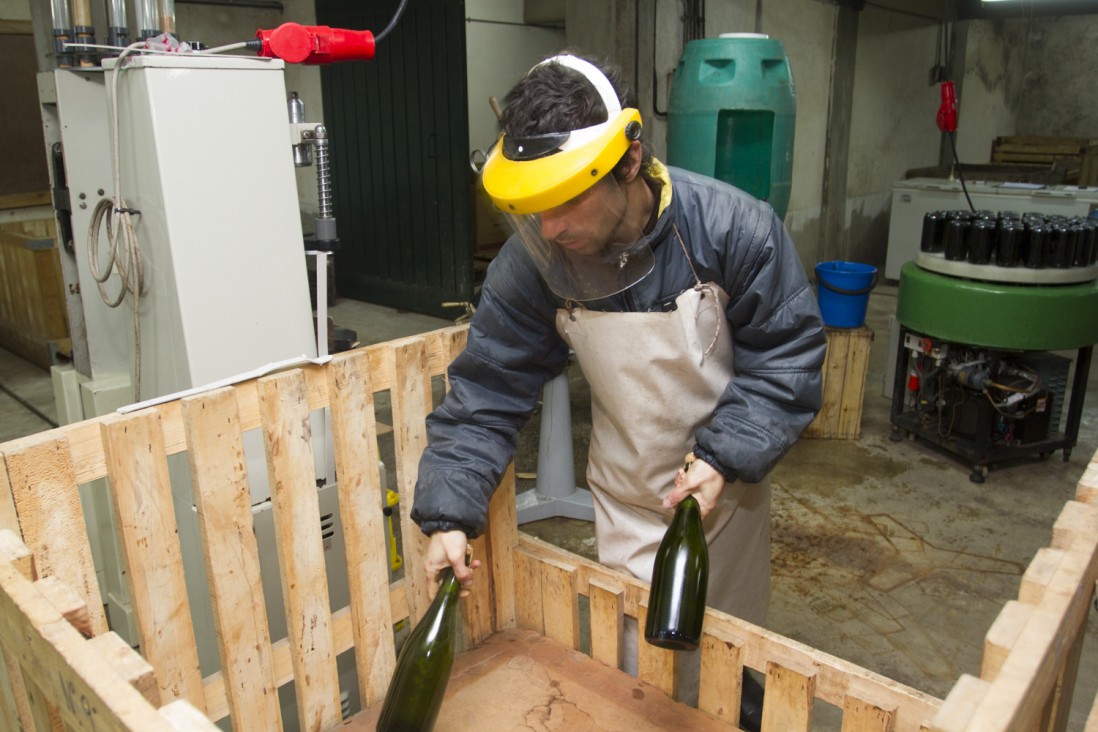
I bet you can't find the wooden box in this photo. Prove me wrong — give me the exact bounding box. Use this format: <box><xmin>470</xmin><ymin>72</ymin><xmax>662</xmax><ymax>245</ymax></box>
<box><xmin>0</xmin><ymin>218</ymin><xmax>69</xmax><ymax>368</ymax></box>
<box><xmin>804</xmin><ymin>325</ymin><xmax>874</xmax><ymax>440</ymax></box>
<box><xmin>0</xmin><ymin>325</ymin><xmax>1094</xmax><ymax>731</ymax></box>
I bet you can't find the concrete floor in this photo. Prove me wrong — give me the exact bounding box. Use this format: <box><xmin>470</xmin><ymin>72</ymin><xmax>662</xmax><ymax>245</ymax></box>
<box><xmin>2</xmin><ymin>287</ymin><xmax>1097</xmax><ymax>729</ymax></box>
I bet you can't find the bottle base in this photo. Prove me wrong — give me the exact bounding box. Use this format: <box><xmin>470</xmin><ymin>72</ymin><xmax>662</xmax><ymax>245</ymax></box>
<box><xmin>644</xmin><ymin>630</ymin><xmax>700</xmax><ymax>652</ymax></box>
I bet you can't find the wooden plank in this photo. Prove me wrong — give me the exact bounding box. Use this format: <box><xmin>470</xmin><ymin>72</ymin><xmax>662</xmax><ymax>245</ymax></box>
<box><xmin>837</xmin><ymin>328</ymin><xmax>873</xmax><ymax>440</ymax></box>
<box><xmin>180</xmin><ymin>389</ymin><xmax>282</xmax><ymax>730</ymax></box>
<box><xmin>980</xmin><ymin>601</ymin><xmax>1033</xmax><ymax>682</ymax></box>
<box><xmin>4</xmin><ymin>435</ymin><xmax>107</xmax><ymax>635</ymax></box>
<box><xmin>0</xmin><ymin>559</ymin><xmax>181</xmax><ymax>731</ymax></box>
<box><xmin>326</xmin><ymin>351</ymin><xmax>396</xmax><ymax>707</ymax></box>
<box><xmin>698</xmin><ymin>624</ymin><xmax>744</xmax><ymax>724</ymax></box>
<box><xmin>1076</xmin><ymin>459</ymin><xmax>1098</xmax><ymax>505</ymax></box>
<box><xmin>1051</xmin><ymin>500</ymin><xmax>1090</xmax><ymax>550</ymax></box>
<box><xmin>514</xmin><ymin>548</ymin><xmax>543</xmax><ymax>633</ymax></box>
<box><xmin>33</xmin><ymin>575</ymin><xmax>92</xmax><ymax>638</ymax></box>
<box><xmin>540</xmin><ymin>556</ymin><xmax>580</xmax><ymax>651</ymax></box>
<box><xmin>1020</xmin><ymin>548</ymin><xmax>1064</xmax><ymax>605</ymax></box>
<box><xmin>487</xmin><ymin>464</ymin><xmax>518</xmax><ymax>633</ymax></box>
<box><xmin>0</xmin><ymin>327</ymin><xmax>471</xmax><ymax>488</ymax></box>
<box><xmin>1044</xmin><ymin>616</ymin><xmax>1087</xmax><ymax>732</ymax></box>
<box><xmin>463</xmin><ymin>533</ymin><xmax>494</xmax><ymax>648</ymax></box>
<box><xmin>841</xmin><ymin>693</ymin><xmax>897</xmax><ymax>732</ymax></box>
<box><xmin>0</xmin><ymin>455</ymin><xmax>21</xmax><ymax>534</ymax></box>
<box><xmin>0</xmin><ymin>192</ymin><xmax>51</xmax><ymax>209</ymax></box>
<box><xmin>385</xmin><ymin>337</ymin><xmax>434</xmax><ymax>625</ymax></box>
<box><xmin>588</xmin><ymin>577</ymin><xmax>624</xmax><ymax>671</ymax></box>
<box><xmin>85</xmin><ymin>632</ymin><xmax>159</xmax><ymax>706</ymax></box>
<box><xmin>636</xmin><ymin>601</ymin><xmax>676</xmax><ymax>697</ymax></box>
<box><xmin>927</xmin><ymin>675</ymin><xmax>989</xmax><ymax>732</ymax></box>
<box><xmin>761</xmin><ymin>659</ymin><xmax>816</xmax><ymax>732</ymax></box>
<box><xmin>0</xmin><ymin>529</ymin><xmax>34</xmax><ymax>729</ymax></box>
<box><xmin>100</xmin><ymin>411</ymin><xmax>204</xmax><ymax>710</ymax></box>
<box><xmin>257</xmin><ymin>370</ymin><xmax>342</xmax><ymax>732</ymax></box>
<box><xmin>157</xmin><ymin>700</ymin><xmax>220</xmax><ymax>731</ymax></box>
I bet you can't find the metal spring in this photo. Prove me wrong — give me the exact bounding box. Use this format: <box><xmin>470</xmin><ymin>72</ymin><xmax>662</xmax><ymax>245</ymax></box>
<box><xmin>314</xmin><ymin>125</ymin><xmax>332</xmax><ymax>220</ymax></box>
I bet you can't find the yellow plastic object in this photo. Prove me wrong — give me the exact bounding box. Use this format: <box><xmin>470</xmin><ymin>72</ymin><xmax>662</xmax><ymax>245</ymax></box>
<box><xmin>481</xmin><ymin>108</ymin><xmax>641</xmax><ymax>214</ymax></box>
<box><xmin>385</xmin><ymin>488</ymin><xmax>402</xmax><ymax>572</ymax></box>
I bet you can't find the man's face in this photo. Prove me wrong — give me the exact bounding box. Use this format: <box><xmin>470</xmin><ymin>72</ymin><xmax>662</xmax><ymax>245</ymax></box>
<box><xmin>539</xmin><ymin>174</ymin><xmax>628</xmax><ymax>258</ymax></box>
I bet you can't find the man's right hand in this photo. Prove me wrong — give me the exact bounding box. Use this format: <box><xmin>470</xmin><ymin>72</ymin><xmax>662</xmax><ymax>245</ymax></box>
<box><xmin>424</xmin><ymin>529</ymin><xmax>479</xmax><ymax>599</ymax></box>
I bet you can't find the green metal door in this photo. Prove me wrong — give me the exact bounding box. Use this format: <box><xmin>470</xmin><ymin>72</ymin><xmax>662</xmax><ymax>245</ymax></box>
<box><xmin>316</xmin><ymin>0</ymin><xmax>473</xmax><ymax>318</ymax></box>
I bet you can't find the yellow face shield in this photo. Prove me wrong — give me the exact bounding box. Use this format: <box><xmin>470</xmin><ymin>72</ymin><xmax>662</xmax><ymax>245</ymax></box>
<box><xmin>481</xmin><ymin>55</ymin><xmax>654</xmax><ymax>301</ymax></box>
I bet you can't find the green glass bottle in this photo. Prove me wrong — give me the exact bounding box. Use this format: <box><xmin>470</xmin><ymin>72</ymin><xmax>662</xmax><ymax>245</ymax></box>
<box><xmin>644</xmin><ymin>495</ymin><xmax>709</xmax><ymax>651</ymax></box>
<box><xmin>376</xmin><ymin>568</ymin><xmax>461</xmax><ymax>731</ymax></box>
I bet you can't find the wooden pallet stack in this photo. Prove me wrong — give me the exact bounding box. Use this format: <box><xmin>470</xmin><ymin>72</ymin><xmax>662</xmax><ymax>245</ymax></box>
<box><xmin>0</xmin><ymin>324</ymin><xmax>1094</xmax><ymax>731</ymax></box>
<box><xmin>0</xmin><ymin>217</ymin><xmax>69</xmax><ymax>369</ymax></box>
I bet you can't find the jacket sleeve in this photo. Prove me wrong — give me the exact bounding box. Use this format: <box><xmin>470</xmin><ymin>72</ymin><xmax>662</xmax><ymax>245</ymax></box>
<box><xmin>411</xmin><ymin>249</ymin><xmax>568</xmax><ymax>538</ymax></box>
<box><xmin>692</xmin><ymin>206</ymin><xmax>827</xmax><ymax>483</ymax></box>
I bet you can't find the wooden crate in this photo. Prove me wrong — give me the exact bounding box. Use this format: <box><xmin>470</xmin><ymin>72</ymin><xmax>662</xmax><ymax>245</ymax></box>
<box><xmin>804</xmin><ymin>325</ymin><xmax>874</xmax><ymax>440</ymax></box>
<box><xmin>0</xmin><ymin>218</ymin><xmax>69</xmax><ymax>368</ymax></box>
<box><xmin>0</xmin><ymin>324</ymin><xmax>1093</xmax><ymax>731</ymax></box>
<box><xmin>990</xmin><ymin>135</ymin><xmax>1098</xmax><ymax>186</ymax></box>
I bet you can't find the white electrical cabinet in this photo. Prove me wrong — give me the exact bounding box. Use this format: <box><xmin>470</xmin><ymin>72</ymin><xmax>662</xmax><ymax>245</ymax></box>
<box><xmin>885</xmin><ymin>177</ymin><xmax>1098</xmax><ymax>280</ymax></box>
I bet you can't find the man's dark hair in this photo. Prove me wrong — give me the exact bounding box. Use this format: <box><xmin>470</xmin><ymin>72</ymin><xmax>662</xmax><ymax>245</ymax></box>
<box><xmin>501</xmin><ymin>52</ymin><xmax>653</xmax><ymax>179</ymax></box>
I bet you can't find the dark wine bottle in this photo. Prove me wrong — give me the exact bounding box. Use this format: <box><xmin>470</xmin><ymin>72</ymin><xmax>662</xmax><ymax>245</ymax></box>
<box><xmin>644</xmin><ymin>495</ymin><xmax>709</xmax><ymax>651</ymax></box>
<box><xmin>376</xmin><ymin>568</ymin><xmax>461</xmax><ymax>731</ymax></box>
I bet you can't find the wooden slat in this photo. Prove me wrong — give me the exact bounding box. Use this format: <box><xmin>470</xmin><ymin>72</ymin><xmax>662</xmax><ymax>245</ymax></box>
<box><xmin>157</xmin><ymin>699</ymin><xmax>220</xmax><ymax>731</ymax></box>
<box><xmin>0</xmin><ymin>529</ymin><xmax>33</xmax><ymax>730</ymax></box>
<box><xmin>0</xmin><ymin>456</ymin><xmax>21</xmax><ymax>534</ymax></box>
<box><xmin>814</xmin><ymin>329</ymin><xmax>849</xmax><ymax>435</ymax></box>
<box><xmin>929</xmin><ymin>675</ymin><xmax>989</xmax><ymax>732</ymax></box>
<box><xmin>326</xmin><ymin>351</ymin><xmax>396</xmax><ymax>707</ymax></box>
<box><xmin>86</xmin><ymin>632</ymin><xmax>159</xmax><ymax>706</ymax></box>
<box><xmin>841</xmin><ymin>693</ymin><xmax>897</xmax><ymax>732</ymax></box>
<box><xmin>463</xmin><ymin>533</ymin><xmax>494</xmax><ymax>648</ymax></box>
<box><xmin>0</xmin><ymin>557</ymin><xmax>182</xmax><ymax>731</ymax></box>
<box><xmin>1051</xmin><ymin>500</ymin><xmax>1090</xmax><ymax>550</ymax></box>
<box><xmin>540</xmin><ymin>556</ymin><xmax>580</xmax><ymax>651</ymax></box>
<box><xmin>1020</xmin><ymin>548</ymin><xmax>1063</xmax><ymax>605</ymax></box>
<box><xmin>34</xmin><ymin>575</ymin><xmax>92</xmax><ymax>638</ymax></box>
<box><xmin>699</xmin><ymin>624</ymin><xmax>745</xmax><ymax>724</ymax></box>
<box><xmin>180</xmin><ymin>389</ymin><xmax>282</xmax><ymax>730</ymax></box>
<box><xmin>587</xmin><ymin>577</ymin><xmax>624</xmax><ymax>670</ymax></box>
<box><xmin>837</xmin><ymin>329</ymin><xmax>873</xmax><ymax>439</ymax></box>
<box><xmin>257</xmin><ymin>370</ymin><xmax>342</xmax><ymax>732</ymax></box>
<box><xmin>19</xmin><ymin>674</ymin><xmax>54</xmax><ymax>732</ymax></box>
<box><xmin>385</xmin><ymin>338</ymin><xmax>433</xmax><ymax>624</ymax></box>
<box><xmin>487</xmin><ymin>463</ymin><xmax>518</xmax><ymax>633</ymax></box>
<box><xmin>99</xmin><ymin>411</ymin><xmax>203</xmax><ymax>710</ymax></box>
<box><xmin>514</xmin><ymin>548</ymin><xmax>543</xmax><ymax>633</ymax></box>
<box><xmin>761</xmin><ymin>660</ymin><xmax>816</xmax><ymax>732</ymax></box>
<box><xmin>980</xmin><ymin>601</ymin><xmax>1033</xmax><ymax>681</ymax></box>
<box><xmin>1076</xmin><ymin>459</ymin><xmax>1098</xmax><ymax>505</ymax></box>
<box><xmin>3</xmin><ymin>435</ymin><xmax>107</xmax><ymax>635</ymax></box>
<box><xmin>636</xmin><ymin>601</ymin><xmax>676</xmax><ymax>697</ymax></box>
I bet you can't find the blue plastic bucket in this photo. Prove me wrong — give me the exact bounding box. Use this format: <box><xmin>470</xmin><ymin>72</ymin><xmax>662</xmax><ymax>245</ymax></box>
<box><xmin>815</xmin><ymin>261</ymin><xmax>878</xmax><ymax>328</ymax></box>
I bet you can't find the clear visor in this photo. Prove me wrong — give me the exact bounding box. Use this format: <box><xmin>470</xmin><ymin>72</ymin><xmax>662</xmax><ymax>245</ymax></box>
<box><xmin>502</xmin><ymin>174</ymin><xmax>654</xmax><ymax>301</ymax></box>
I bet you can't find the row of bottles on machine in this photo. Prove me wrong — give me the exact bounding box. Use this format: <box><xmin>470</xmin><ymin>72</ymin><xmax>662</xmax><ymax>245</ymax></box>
<box><xmin>921</xmin><ymin>209</ymin><xmax>1098</xmax><ymax>269</ymax></box>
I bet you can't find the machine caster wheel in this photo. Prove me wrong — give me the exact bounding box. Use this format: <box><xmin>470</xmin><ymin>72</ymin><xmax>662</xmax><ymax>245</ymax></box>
<box><xmin>889</xmin><ymin>427</ymin><xmax>904</xmax><ymax>442</ymax></box>
<box><xmin>1039</xmin><ymin>452</ymin><xmax>1051</xmax><ymax>461</ymax></box>
<box><xmin>1063</xmin><ymin>449</ymin><xmax>1073</xmax><ymax>462</ymax></box>
<box><xmin>970</xmin><ymin>465</ymin><xmax>989</xmax><ymax>483</ymax></box>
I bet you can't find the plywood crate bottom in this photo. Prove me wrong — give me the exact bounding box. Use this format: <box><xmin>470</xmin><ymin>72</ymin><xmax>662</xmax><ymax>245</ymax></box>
<box><xmin>0</xmin><ymin>325</ymin><xmax>1094</xmax><ymax>732</ymax></box>
<box><xmin>805</xmin><ymin>325</ymin><xmax>874</xmax><ymax>440</ymax></box>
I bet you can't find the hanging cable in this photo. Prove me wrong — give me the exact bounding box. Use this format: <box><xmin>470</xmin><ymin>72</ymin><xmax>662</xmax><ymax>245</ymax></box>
<box><xmin>87</xmin><ymin>41</ymin><xmax>149</xmax><ymax>401</ymax></box>
<box><xmin>374</xmin><ymin>0</ymin><xmax>409</xmax><ymax>43</ymax></box>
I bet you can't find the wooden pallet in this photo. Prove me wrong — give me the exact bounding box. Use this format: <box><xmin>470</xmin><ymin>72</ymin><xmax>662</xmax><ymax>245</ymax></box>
<box><xmin>0</xmin><ymin>324</ymin><xmax>1094</xmax><ymax>731</ymax></box>
<box><xmin>990</xmin><ymin>136</ymin><xmax>1098</xmax><ymax>186</ymax></box>
<box><xmin>804</xmin><ymin>326</ymin><xmax>874</xmax><ymax>440</ymax></box>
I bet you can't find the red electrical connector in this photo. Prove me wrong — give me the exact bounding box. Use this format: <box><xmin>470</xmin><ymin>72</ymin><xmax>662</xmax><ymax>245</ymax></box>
<box><xmin>936</xmin><ymin>81</ymin><xmax>958</xmax><ymax>133</ymax></box>
<box><xmin>255</xmin><ymin>22</ymin><xmax>375</xmax><ymax>64</ymax></box>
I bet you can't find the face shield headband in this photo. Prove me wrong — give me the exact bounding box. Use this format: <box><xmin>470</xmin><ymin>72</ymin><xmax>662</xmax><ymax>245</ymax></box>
<box><xmin>482</xmin><ymin>55</ymin><xmax>653</xmax><ymax>300</ymax></box>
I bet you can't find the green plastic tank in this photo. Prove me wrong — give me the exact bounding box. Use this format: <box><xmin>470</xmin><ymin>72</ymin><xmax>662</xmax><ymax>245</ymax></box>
<box><xmin>667</xmin><ymin>34</ymin><xmax>796</xmax><ymax>219</ymax></box>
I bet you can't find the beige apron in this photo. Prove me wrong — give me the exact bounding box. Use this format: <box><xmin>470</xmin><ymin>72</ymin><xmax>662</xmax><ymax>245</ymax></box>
<box><xmin>556</xmin><ymin>283</ymin><xmax>771</xmax><ymax>701</ymax></box>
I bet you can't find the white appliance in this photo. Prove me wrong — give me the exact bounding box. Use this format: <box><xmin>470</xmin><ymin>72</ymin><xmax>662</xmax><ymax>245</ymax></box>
<box><xmin>884</xmin><ymin>177</ymin><xmax>1098</xmax><ymax>280</ymax></box>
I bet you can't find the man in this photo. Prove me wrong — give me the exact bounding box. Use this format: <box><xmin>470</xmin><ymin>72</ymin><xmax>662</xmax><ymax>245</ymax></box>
<box><xmin>411</xmin><ymin>52</ymin><xmax>825</xmax><ymax>729</ymax></box>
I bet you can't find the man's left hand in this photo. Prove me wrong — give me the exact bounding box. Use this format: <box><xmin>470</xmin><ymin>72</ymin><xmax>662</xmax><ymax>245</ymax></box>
<box><xmin>663</xmin><ymin>453</ymin><xmax>725</xmax><ymax>519</ymax></box>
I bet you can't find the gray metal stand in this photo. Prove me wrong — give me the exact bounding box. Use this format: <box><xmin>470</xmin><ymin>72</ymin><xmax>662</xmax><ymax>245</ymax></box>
<box><xmin>515</xmin><ymin>370</ymin><xmax>595</xmax><ymax>524</ymax></box>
